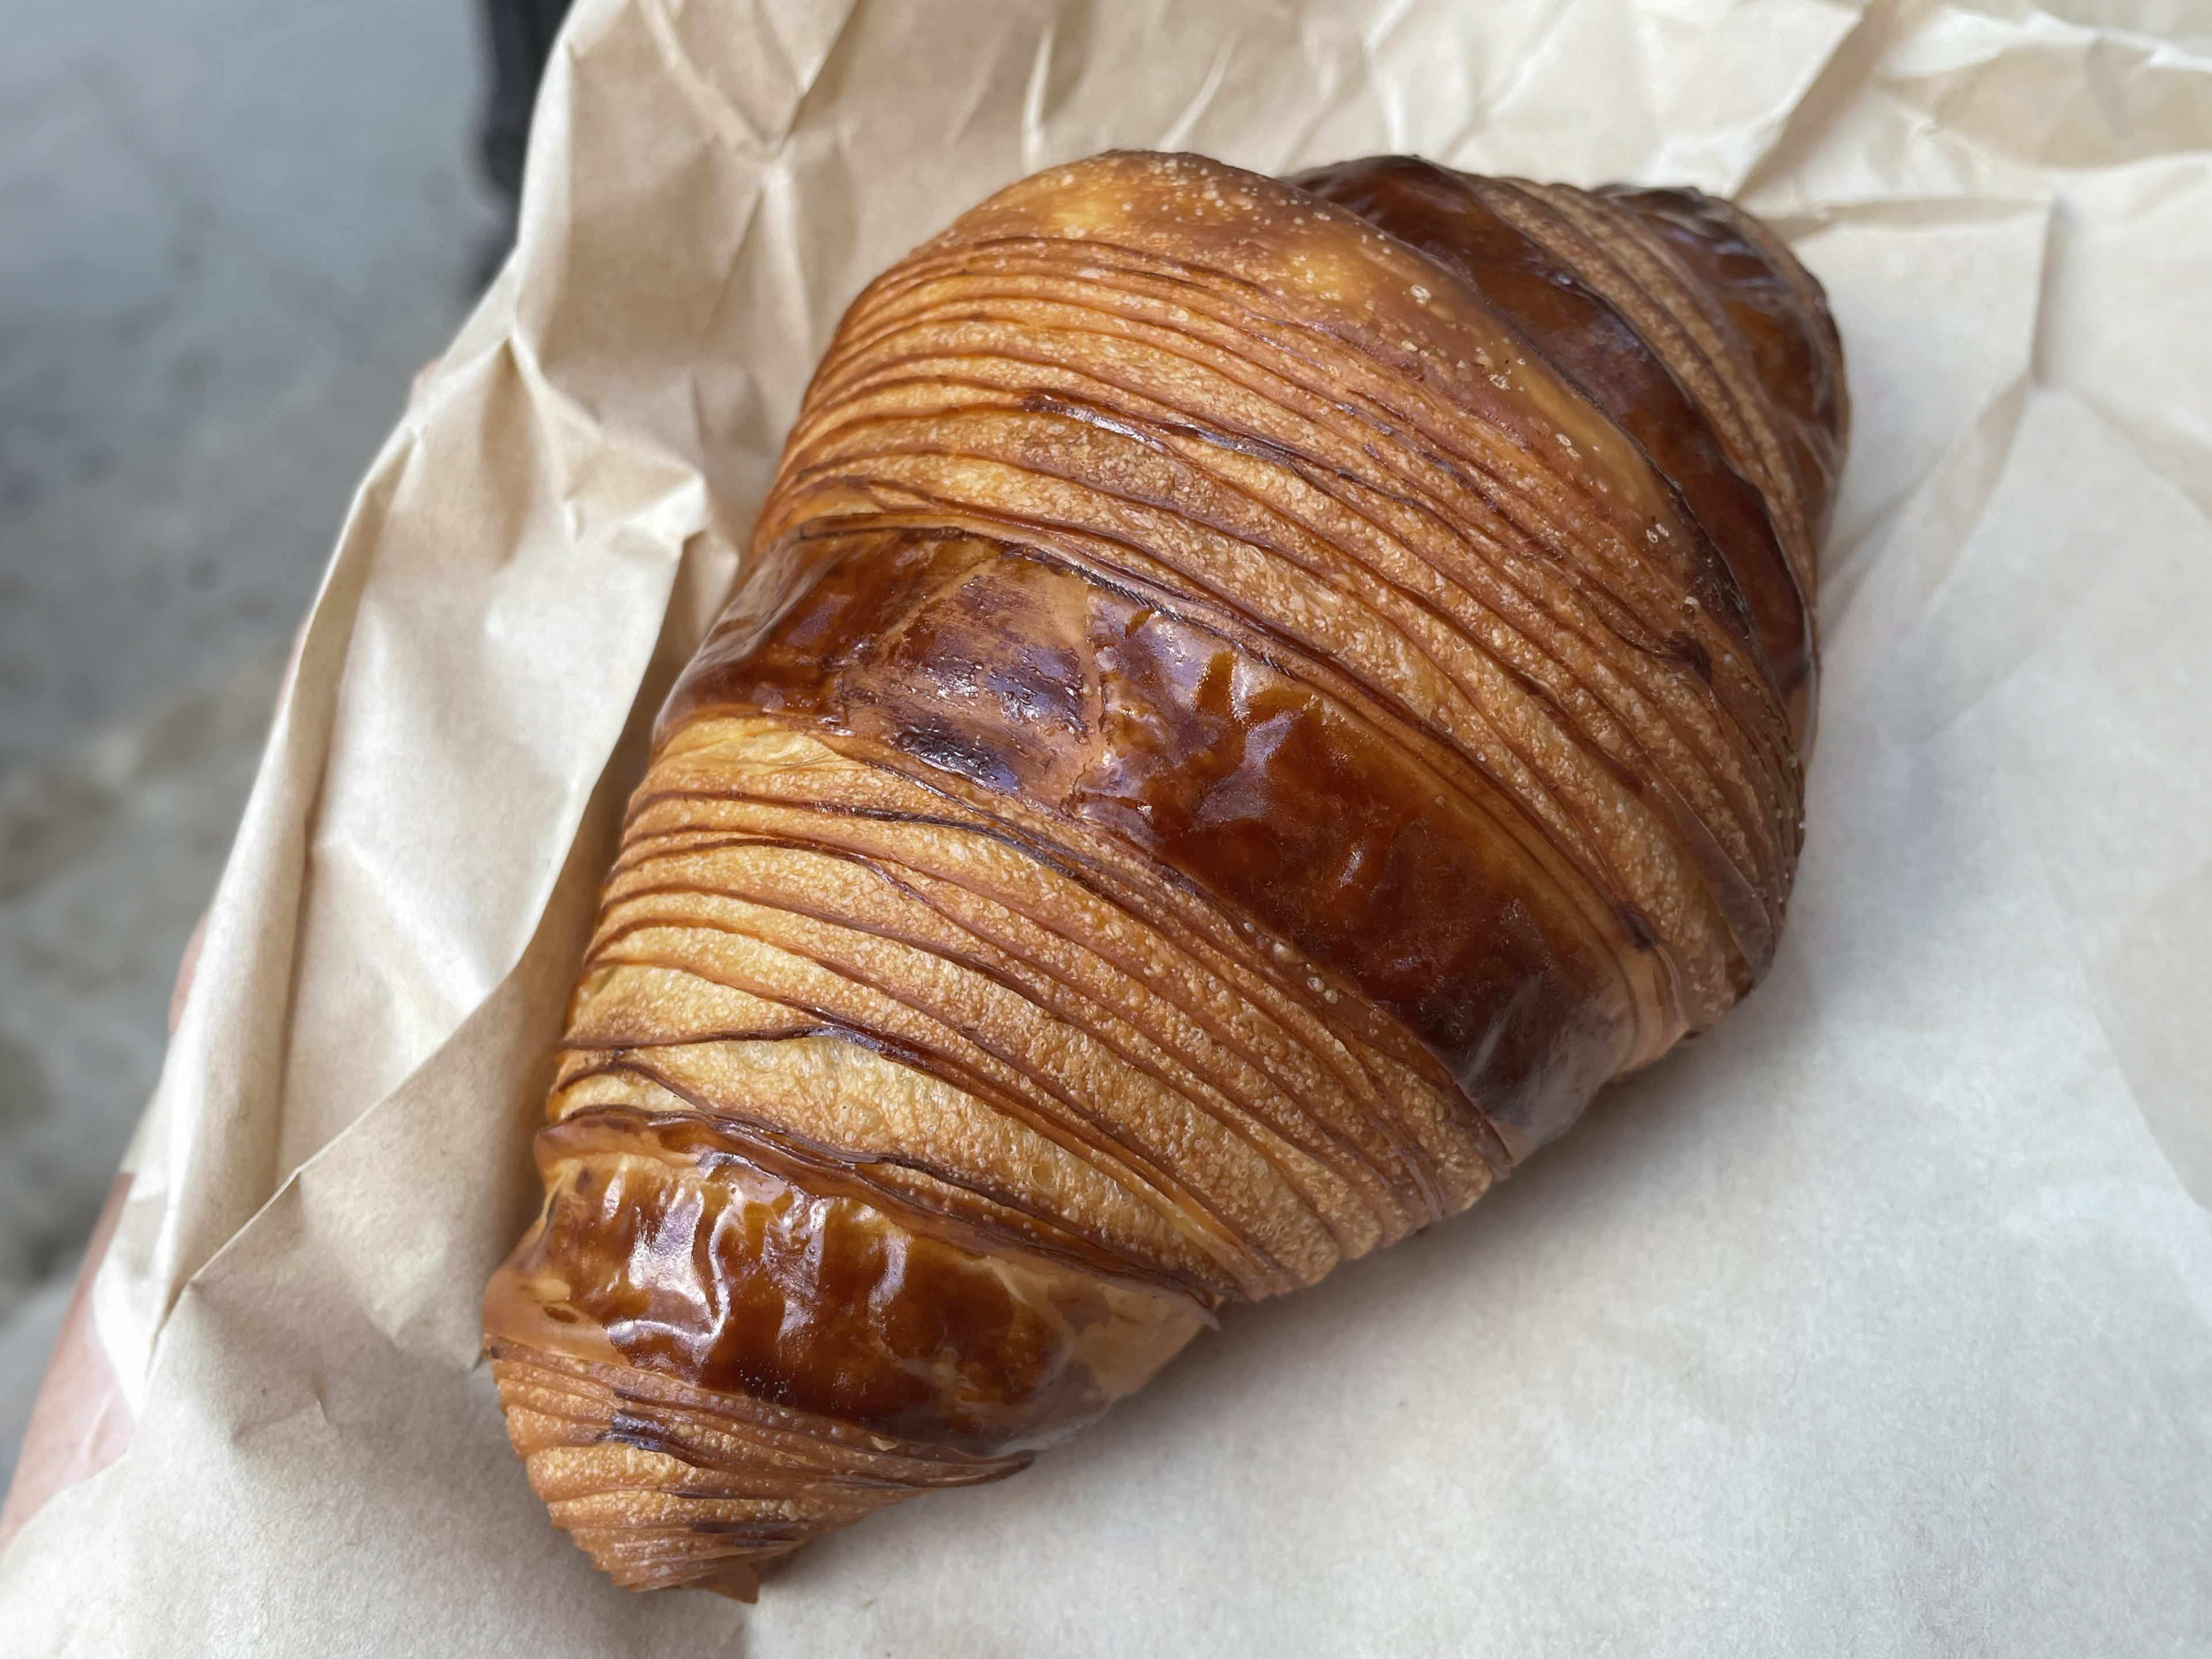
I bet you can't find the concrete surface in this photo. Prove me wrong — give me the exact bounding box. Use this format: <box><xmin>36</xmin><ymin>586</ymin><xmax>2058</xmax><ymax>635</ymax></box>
<box><xmin>0</xmin><ymin>0</ymin><xmax>505</xmax><ymax>1493</ymax></box>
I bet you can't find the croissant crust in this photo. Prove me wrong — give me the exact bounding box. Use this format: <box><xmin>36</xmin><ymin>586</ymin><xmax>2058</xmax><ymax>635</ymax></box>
<box><xmin>486</xmin><ymin>150</ymin><xmax>1846</xmax><ymax>1594</ymax></box>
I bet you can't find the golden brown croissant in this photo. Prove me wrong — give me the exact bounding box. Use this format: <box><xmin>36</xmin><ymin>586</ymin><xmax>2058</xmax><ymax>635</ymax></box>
<box><xmin>484</xmin><ymin>150</ymin><xmax>1846</xmax><ymax>1599</ymax></box>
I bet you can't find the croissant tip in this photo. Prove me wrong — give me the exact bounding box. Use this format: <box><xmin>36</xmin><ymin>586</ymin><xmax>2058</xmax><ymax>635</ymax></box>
<box><xmin>695</xmin><ymin>1560</ymin><xmax>762</xmax><ymax>1603</ymax></box>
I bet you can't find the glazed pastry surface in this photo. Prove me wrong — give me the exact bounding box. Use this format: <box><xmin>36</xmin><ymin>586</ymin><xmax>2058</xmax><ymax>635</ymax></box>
<box><xmin>485</xmin><ymin>150</ymin><xmax>1846</xmax><ymax>1595</ymax></box>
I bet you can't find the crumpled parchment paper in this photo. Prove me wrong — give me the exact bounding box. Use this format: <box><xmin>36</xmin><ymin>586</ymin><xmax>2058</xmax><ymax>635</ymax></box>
<box><xmin>3</xmin><ymin>0</ymin><xmax>2209</xmax><ymax>1651</ymax></box>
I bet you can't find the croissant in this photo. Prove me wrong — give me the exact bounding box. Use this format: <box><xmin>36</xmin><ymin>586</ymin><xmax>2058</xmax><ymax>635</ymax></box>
<box><xmin>484</xmin><ymin>150</ymin><xmax>1846</xmax><ymax>1599</ymax></box>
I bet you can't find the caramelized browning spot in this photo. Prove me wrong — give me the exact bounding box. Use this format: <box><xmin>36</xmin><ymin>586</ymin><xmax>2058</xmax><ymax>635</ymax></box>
<box><xmin>690</xmin><ymin>529</ymin><xmax>1631</xmax><ymax>1139</ymax></box>
<box><xmin>505</xmin><ymin>1148</ymin><xmax>1202</xmax><ymax>1455</ymax></box>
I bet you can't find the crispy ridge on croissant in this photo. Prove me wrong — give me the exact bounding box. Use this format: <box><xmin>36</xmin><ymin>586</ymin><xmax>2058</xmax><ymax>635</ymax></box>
<box><xmin>484</xmin><ymin>151</ymin><xmax>1846</xmax><ymax>1596</ymax></box>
